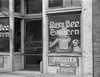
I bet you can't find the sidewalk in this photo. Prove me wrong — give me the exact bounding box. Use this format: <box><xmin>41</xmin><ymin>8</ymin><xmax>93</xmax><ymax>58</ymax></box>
<box><xmin>0</xmin><ymin>71</ymin><xmax>79</xmax><ymax>77</ymax></box>
<box><xmin>0</xmin><ymin>72</ymin><xmax>57</xmax><ymax>77</ymax></box>
<box><xmin>0</xmin><ymin>73</ymin><xmax>26</xmax><ymax>77</ymax></box>
<box><xmin>0</xmin><ymin>72</ymin><xmax>84</xmax><ymax>77</ymax></box>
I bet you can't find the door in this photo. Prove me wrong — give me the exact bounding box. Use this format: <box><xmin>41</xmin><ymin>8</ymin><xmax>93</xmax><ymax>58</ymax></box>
<box><xmin>24</xmin><ymin>20</ymin><xmax>42</xmax><ymax>71</ymax></box>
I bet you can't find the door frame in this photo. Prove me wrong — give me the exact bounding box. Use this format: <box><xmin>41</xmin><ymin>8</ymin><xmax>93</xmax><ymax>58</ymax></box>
<box><xmin>24</xmin><ymin>18</ymin><xmax>43</xmax><ymax>71</ymax></box>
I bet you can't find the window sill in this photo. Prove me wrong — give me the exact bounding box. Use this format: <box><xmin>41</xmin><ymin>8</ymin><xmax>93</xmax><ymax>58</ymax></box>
<box><xmin>47</xmin><ymin>52</ymin><xmax>82</xmax><ymax>57</ymax></box>
<box><xmin>46</xmin><ymin>6</ymin><xmax>82</xmax><ymax>14</ymax></box>
<box><xmin>14</xmin><ymin>52</ymin><xmax>24</xmax><ymax>55</ymax></box>
<box><xmin>0</xmin><ymin>52</ymin><xmax>9</xmax><ymax>56</ymax></box>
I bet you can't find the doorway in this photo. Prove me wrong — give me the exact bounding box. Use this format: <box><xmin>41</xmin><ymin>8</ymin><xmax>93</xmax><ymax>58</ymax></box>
<box><xmin>24</xmin><ymin>19</ymin><xmax>42</xmax><ymax>71</ymax></box>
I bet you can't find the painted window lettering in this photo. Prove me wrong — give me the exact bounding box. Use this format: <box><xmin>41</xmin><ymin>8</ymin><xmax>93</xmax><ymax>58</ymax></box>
<box><xmin>49</xmin><ymin>13</ymin><xmax>80</xmax><ymax>53</ymax></box>
<box><xmin>48</xmin><ymin>57</ymin><xmax>78</xmax><ymax>67</ymax></box>
<box><xmin>61</xmin><ymin>68</ymin><xmax>74</xmax><ymax>72</ymax></box>
<box><xmin>0</xmin><ymin>24</ymin><xmax>9</xmax><ymax>31</ymax></box>
<box><xmin>0</xmin><ymin>32</ymin><xmax>9</xmax><ymax>37</ymax></box>
<box><xmin>50</xmin><ymin>20</ymin><xmax>80</xmax><ymax>29</ymax></box>
<box><xmin>55</xmin><ymin>57</ymin><xmax>77</xmax><ymax>63</ymax></box>
<box><xmin>50</xmin><ymin>29</ymin><xmax>79</xmax><ymax>36</ymax></box>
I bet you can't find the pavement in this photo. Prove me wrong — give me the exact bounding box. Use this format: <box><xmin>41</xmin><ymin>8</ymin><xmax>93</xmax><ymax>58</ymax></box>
<box><xmin>0</xmin><ymin>71</ymin><xmax>81</xmax><ymax>77</ymax></box>
<box><xmin>0</xmin><ymin>72</ymin><xmax>57</xmax><ymax>77</ymax></box>
<box><xmin>0</xmin><ymin>73</ymin><xmax>26</xmax><ymax>77</ymax></box>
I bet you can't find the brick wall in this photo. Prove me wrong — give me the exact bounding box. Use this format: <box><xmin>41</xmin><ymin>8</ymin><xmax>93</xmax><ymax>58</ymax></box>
<box><xmin>93</xmin><ymin>0</ymin><xmax>100</xmax><ymax>77</ymax></box>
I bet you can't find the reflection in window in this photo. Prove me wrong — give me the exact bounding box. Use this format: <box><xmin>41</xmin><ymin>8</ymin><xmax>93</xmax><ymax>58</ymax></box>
<box><xmin>65</xmin><ymin>0</ymin><xmax>71</xmax><ymax>7</ymax></box>
<box><xmin>49</xmin><ymin>0</ymin><xmax>63</xmax><ymax>7</ymax></box>
<box><xmin>25</xmin><ymin>0</ymin><xmax>42</xmax><ymax>14</ymax></box>
<box><xmin>26</xmin><ymin>20</ymin><xmax>42</xmax><ymax>41</ymax></box>
<box><xmin>72</xmin><ymin>0</ymin><xmax>81</xmax><ymax>6</ymax></box>
<box><xmin>26</xmin><ymin>55</ymin><xmax>42</xmax><ymax>65</ymax></box>
<box><xmin>14</xmin><ymin>0</ymin><xmax>21</xmax><ymax>13</ymax></box>
<box><xmin>48</xmin><ymin>0</ymin><xmax>81</xmax><ymax>8</ymax></box>
<box><xmin>14</xmin><ymin>18</ymin><xmax>21</xmax><ymax>52</ymax></box>
<box><xmin>0</xmin><ymin>18</ymin><xmax>9</xmax><ymax>52</ymax></box>
<box><xmin>0</xmin><ymin>0</ymin><xmax>9</xmax><ymax>12</ymax></box>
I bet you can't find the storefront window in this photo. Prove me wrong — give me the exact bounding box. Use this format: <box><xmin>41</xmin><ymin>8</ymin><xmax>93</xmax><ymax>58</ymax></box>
<box><xmin>14</xmin><ymin>18</ymin><xmax>21</xmax><ymax>52</ymax></box>
<box><xmin>14</xmin><ymin>0</ymin><xmax>21</xmax><ymax>13</ymax></box>
<box><xmin>48</xmin><ymin>12</ymin><xmax>81</xmax><ymax>53</ymax></box>
<box><xmin>0</xmin><ymin>0</ymin><xmax>9</xmax><ymax>12</ymax></box>
<box><xmin>48</xmin><ymin>0</ymin><xmax>81</xmax><ymax>8</ymax></box>
<box><xmin>25</xmin><ymin>0</ymin><xmax>42</xmax><ymax>14</ymax></box>
<box><xmin>0</xmin><ymin>18</ymin><xmax>9</xmax><ymax>52</ymax></box>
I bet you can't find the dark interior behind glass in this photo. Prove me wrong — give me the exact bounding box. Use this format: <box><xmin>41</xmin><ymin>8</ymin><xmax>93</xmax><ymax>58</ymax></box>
<box><xmin>25</xmin><ymin>20</ymin><xmax>42</xmax><ymax>71</ymax></box>
<box><xmin>14</xmin><ymin>0</ymin><xmax>21</xmax><ymax>13</ymax></box>
<box><xmin>0</xmin><ymin>18</ymin><xmax>9</xmax><ymax>52</ymax></box>
<box><xmin>14</xmin><ymin>18</ymin><xmax>21</xmax><ymax>52</ymax></box>
<box><xmin>49</xmin><ymin>0</ymin><xmax>63</xmax><ymax>7</ymax></box>
<box><xmin>25</xmin><ymin>0</ymin><xmax>42</xmax><ymax>14</ymax></box>
<box><xmin>0</xmin><ymin>0</ymin><xmax>9</xmax><ymax>12</ymax></box>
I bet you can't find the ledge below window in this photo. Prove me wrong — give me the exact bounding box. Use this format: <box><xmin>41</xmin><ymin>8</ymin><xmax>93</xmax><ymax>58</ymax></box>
<box><xmin>0</xmin><ymin>52</ymin><xmax>9</xmax><ymax>56</ymax></box>
<box><xmin>47</xmin><ymin>52</ymin><xmax>82</xmax><ymax>57</ymax></box>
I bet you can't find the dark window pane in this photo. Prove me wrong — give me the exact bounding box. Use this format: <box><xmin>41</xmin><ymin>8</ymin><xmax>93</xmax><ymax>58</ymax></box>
<box><xmin>48</xmin><ymin>12</ymin><xmax>81</xmax><ymax>53</ymax></box>
<box><xmin>14</xmin><ymin>0</ymin><xmax>21</xmax><ymax>13</ymax></box>
<box><xmin>0</xmin><ymin>0</ymin><xmax>9</xmax><ymax>10</ymax></box>
<box><xmin>25</xmin><ymin>0</ymin><xmax>42</xmax><ymax>14</ymax></box>
<box><xmin>0</xmin><ymin>18</ymin><xmax>9</xmax><ymax>52</ymax></box>
<box><xmin>26</xmin><ymin>42</ymin><xmax>42</xmax><ymax>54</ymax></box>
<box><xmin>14</xmin><ymin>18</ymin><xmax>21</xmax><ymax>52</ymax></box>
<box><xmin>26</xmin><ymin>42</ymin><xmax>42</xmax><ymax>48</ymax></box>
<box><xmin>72</xmin><ymin>0</ymin><xmax>81</xmax><ymax>6</ymax></box>
<box><xmin>26</xmin><ymin>48</ymin><xmax>42</xmax><ymax>54</ymax></box>
<box><xmin>65</xmin><ymin>0</ymin><xmax>71</xmax><ymax>7</ymax></box>
<box><xmin>49</xmin><ymin>0</ymin><xmax>63</xmax><ymax>7</ymax></box>
<box><xmin>26</xmin><ymin>20</ymin><xmax>42</xmax><ymax>41</ymax></box>
<box><xmin>26</xmin><ymin>55</ymin><xmax>42</xmax><ymax>65</ymax></box>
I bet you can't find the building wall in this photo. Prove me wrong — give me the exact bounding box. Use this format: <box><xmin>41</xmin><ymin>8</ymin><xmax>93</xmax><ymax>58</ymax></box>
<box><xmin>93</xmin><ymin>0</ymin><xmax>100</xmax><ymax>77</ymax></box>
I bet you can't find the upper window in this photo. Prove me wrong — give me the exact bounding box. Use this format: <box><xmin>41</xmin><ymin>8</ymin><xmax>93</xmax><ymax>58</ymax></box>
<box><xmin>49</xmin><ymin>0</ymin><xmax>63</xmax><ymax>7</ymax></box>
<box><xmin>25</xmin><ymin>0</ymin><xmax>42</xmax><ymax>14</ymax></box>
<box><xmin>14</xmin><ymin>0</ymin><xmax>21</xmax><ymax>13</ymax></box>
<box><xmin>49</xmin><ymin>0</ymin><xmax>81</xmax><ymax>8</ymax></box>
<box><xmin>0</xmin><ymin>18</ymin><xmax>9</xmax><ymax>52</ymax></box>
<box><xmin>0</xmin><ymin>0</ymin><xmax>9</xmax><ymax>12</ymax></box>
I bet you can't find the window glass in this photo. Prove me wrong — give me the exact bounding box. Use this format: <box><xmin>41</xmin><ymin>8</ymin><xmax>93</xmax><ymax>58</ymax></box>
<box><xmin>72</xmin><ymin>0</ymin><xmax>81</xmax><ymax>6</ymax></box>
<box><xmin>14</xmin><ymin>18</ymin><xmax>21</xmax><ymax>52</ymax></box>
<box><xmin>25</xmin><ymin>0</ymin><xmax>42</xmax><ymax>14</ymax></box>
<box><xmin>0</xmin><ymin>18</ymin><xmax>9</xmax><ymax>52</ymax></box>
<box><xmin>0</xmin><ymin>0</ymin><xmax>9</xmax><ymax>12</ymax></box>
<box><xmin>48</xmin><ymin>0</ymin><xmax>81</xmax><ymax>8</ymax></box>
<box><xmin>65</xmin><ymin>0</ymin><xmax>71</xmax><ymax>7</ymax></box>
<box><xmin>14</xmin><ymin>0</ymin><xmax>21</xmax><ymax>13</ymax></box>
<box><xmin>49</xmin><ymin>0</ymin><xmax>63</xmax><ymax>7</ymax></box>
<box><xmin>26</xmin><ymin>55</ymin><xmax>42</xmax><ymax>65</ymax></box>
<box><xmin>48</xmin><ymin>12</ymin><xmax>81</xmax><ymax>53</ymax></box>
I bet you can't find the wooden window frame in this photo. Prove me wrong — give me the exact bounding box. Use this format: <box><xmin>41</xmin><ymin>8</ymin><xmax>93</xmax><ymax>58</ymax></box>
<box><xmin>47</xmin><ymin>0</ymin><xmax>82</xmax><ymax>10</ymax></box>
<box><xmin>42</xmin><ymin>0</ymin><xmax>82</xmax><ymax>73</ymax></box>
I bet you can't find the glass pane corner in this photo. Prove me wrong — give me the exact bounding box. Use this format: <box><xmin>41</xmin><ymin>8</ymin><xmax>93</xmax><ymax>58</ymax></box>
<box><xmin>14</xmin><ymin>0</ymin><xmax>21</xmax><ymax>13</ymax></box>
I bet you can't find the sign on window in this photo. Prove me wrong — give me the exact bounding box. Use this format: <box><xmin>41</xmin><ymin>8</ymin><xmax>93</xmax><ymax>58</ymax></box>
<box><xmin>48</xmin><ymin>56</ymin><xmax>78</xmax><ymax>67</ymax></box>
<box><xmin>0</xmin><ymin>18</ymin><xmax>9</xmax><ymax>52</ymax></box>
<box><xmin>59</xmin><ymin>66</ymin><xmax>76</xmax><ymax>75</ymax></box>
<box><xmin>48</xmin><ymin>12</ymin><xmax>81</xmax><ymax>53</ymax></box>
